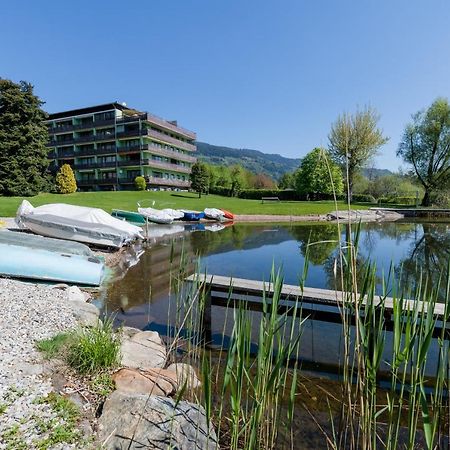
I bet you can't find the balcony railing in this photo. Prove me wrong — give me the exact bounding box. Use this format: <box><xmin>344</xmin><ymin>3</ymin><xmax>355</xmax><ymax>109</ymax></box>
<box><xmin>76</xmin><ymin>147</ymin><xmax>116</xmax><ymax>156</ymax></box>
<box><xmin>143</xmin><ymin>144</ymin><xmax>197</xmax><ymax>163</ymax></box>
<box><xmin>145</xmin><ymin>113</ymin><xmax>196</xmax><ymax>140</ymax></box>
<box><xmin>97</xmin><ymin>177</ymin><xmax>117</xmax><ymax>184</ymax></box>
<box><xmin>74</xmin><ymin>161</ymin><xmax>117</xmax><ymax>170</ymax></box>
<box><xmin>117</xmin><ymin>160</ymin><xmax>141</xmax><ymax>167</ymax></box>
<box><xmin>118</xmin><ymin>177</ymin><xmax>138</xmax><ymax>184</ymax></box>
<box><xmin>144</xmin><ymin>129</ymin><xmax>196</xmax><ymax>152</ymax></box>
<box><xmin>116</xmin><ymin>129</ymin><xmax>142</xmax><ymax>139</ymax></box>
<box><xmin>117</xmin><ymin>145</ymin><xmax>142</xmax><ymax>153</ymax></box>
<box><xmin>146</xmin><ymin>176</ymin><xmax>190</xmax><ymax>188</ymax></box>
<box><xmin>116</xmin><ymin>114</ymin><xmax>147</xmax><ymax>124</ymax></box>
<box><xmin>77</xmin><ymin>179</ymin><xmax>96</xmax><ymax>186</ymax></box>
<box><xmin>142</xmin><ymin>159</ymin><xmax>191</xmax><ymax>174</ymax></box>
<box><xmin>57</xmin><ymin>151</ymin><xmax>75</xmax><ymax>158</ymax></box>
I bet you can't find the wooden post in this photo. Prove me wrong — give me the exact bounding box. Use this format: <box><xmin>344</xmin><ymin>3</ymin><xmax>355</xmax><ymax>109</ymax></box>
<box><xmin>202</xmin><ymin>284</ymin><xmax>212</xmax><ymax>347</ymax></box>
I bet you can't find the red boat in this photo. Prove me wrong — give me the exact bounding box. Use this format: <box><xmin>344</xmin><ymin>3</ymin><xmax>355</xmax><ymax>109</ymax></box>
<box><xmin>220</xmin><ymin>209</ymin><xmax>234</xmax><ymax>220</ymax></box>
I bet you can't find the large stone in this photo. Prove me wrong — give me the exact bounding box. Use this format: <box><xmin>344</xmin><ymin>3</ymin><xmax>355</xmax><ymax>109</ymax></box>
<box><xmin>167</xmin><ymin>363</ymin><xmax>201</xmax><ymax>391</ymax></box>
<box><xmin>66</xmin><ymin>286</ymin><xmax>90</xmax><ymax>303</ymax></box>
<box><xmin>70</xmin><ymin>300</ymin><xmax>100</xmax><ymax>326</ymax></box>
<box><xmin>112</xmin><ymin>368</ymin><xmax>178</xmax><ymax>397</ymax></box>
<box><xmin>121</xmin><ymin>331</ymin><xmax>166</xmax><ymax>369</ymax></box>
<box><xmin>98</xmin><ymin>391</ymin><xmax>218</xmax><ymax>449</ymax></box>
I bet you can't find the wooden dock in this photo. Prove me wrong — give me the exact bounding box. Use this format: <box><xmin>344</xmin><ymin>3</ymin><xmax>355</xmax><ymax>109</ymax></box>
<box><xmin>185</xmin><ymin>274</ymin><xmax>448</xmax><ymax>339</ymax></box>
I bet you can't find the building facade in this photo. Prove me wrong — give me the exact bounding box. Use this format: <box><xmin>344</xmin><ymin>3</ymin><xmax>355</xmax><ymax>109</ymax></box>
<box><xmin>46</xmin><ymin>103</ymin><xmax>196</xmax><ymax>191</ymax></box>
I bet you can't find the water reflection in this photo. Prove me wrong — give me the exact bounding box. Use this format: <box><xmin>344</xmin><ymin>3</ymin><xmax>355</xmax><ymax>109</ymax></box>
<box><xmin>102</xmin><ymin>220</ymin><xmax>449</xmax><ymax>321</ymax></box>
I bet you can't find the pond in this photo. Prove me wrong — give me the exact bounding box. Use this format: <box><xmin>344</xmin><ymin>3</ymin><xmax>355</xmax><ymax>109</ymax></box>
<box><xmin>100</xmin><ymin>219</ymin><xmax>450</xmax><ymax>328</ymax></box>
<box><xmin>98</xmin><ymin>219</ymin><xmax>450</xmax><ymax>448</ymax></box>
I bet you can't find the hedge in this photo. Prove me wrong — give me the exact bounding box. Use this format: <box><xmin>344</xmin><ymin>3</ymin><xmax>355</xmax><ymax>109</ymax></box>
<box><xmin>351</xmin><ymin>194</ymin><xmax>377</xmax><ymax>203</ymax></box>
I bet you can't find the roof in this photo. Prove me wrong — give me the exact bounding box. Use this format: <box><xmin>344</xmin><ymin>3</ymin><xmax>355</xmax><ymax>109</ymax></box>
<box><xmin>47</xmin><ymin>102</ymin><xmax>134</xmax><ymax>120</ymax></box>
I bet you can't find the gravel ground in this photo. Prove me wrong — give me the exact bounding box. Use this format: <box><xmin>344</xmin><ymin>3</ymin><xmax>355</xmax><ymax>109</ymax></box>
<box><xmin>0</xmin><ymin>279</ymin><xmax>86</xmax><ymax>449</ymax></box>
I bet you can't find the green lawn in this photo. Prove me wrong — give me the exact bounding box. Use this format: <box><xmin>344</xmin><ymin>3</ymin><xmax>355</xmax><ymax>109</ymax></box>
<box><xmin>0</xmin><ymin>191</ymin><xmax>371</xmax><ymax>217</ymax></box>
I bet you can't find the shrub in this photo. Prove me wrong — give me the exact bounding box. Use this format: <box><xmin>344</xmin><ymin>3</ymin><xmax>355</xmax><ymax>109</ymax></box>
<box><xmin>67</xmin><ymin>319</ymin><xmax>121</xmax><ymax>374</ymax></box>
<box><xmin>134</xmin><ymin>176</ymin><xmax>146</xmax><ymax>191</ymax></box>
<box><xmin>430</xmin><ymin>190</ymin><xmax>450</xmax><ymax>208</ymax></box>
<box><xmin>378</xmin><ymin>196</ymin><xmax>417</xmax><ymax>205</ymax></box>
<box><xmin>209</xmin><ymin>186</ymin><xmax>231</xmax><ymax>196</ymax></box>
<box><xmin>351</xmin><ymin>194</ymin><xmax>377</xmax><ymax>203</ymax></box>
<box><xmin>56</xmin><ymin>164</ymin><xmax>77</xmax><ymax>194</ymax></box>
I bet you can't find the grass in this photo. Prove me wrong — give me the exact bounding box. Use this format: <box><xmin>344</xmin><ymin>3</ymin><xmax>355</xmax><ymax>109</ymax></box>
<box><xmin>36</xmin><ymin>319</ymin><xmax>121</xmax><ymax>374</ymax></box>
<box><xmin>0</xmin><ymin>190</ymin><xmax>371</xmax><ymax>217</ymax></box>
<box><xmin>67</xmin><ymin>319</ymin><xmax>121</xmax><ymax>375</ymax></box>
<box><xmin>35</xmin><ymin>332</ymin><xmax>73</xmax><ymax>359</ymax></box>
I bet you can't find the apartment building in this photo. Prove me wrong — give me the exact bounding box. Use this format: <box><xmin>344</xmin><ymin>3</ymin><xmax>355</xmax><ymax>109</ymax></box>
<box><xmin>46</xmin><ymin>102</ymin><xmax>196</xmax><ymax>191</ymax></box>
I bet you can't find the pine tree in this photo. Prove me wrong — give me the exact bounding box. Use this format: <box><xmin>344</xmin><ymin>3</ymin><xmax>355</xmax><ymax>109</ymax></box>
<box><xmin>0</xmin><ymin>79</ymin><xmax>50</xmax><ymax>196</ymax></box>
<box><xmin>56</xmin><ymin>164</ymin><xmax>77</xmax><ymax>194</ymax></box>
<box><xmin>190</xmin><ymin>161</ymin><xmax>209</xmax><ymax>198</ymax></box>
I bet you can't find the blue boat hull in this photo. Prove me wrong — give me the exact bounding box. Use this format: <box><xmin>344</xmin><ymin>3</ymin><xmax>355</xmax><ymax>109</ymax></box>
<box><xmin>181</xmin><ymin>212</ymin><xmax>205</xmax><ymax>221</ymax></box>
<box><xmin>0</xmin><ymin>243</ymin><xmax>105</xmax><ymax>286</ymax></box>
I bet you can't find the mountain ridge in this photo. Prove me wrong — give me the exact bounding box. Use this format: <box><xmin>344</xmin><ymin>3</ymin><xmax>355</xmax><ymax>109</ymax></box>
<box><xmin>195</xmin><ymin>141</ymin><xmax>392</xmax><ymax>180</ymax></box>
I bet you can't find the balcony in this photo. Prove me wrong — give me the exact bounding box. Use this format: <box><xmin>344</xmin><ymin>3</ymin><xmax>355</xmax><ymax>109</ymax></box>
<box><xmin>48</xmin><ymin>138</ymin><xmax>75</xmax><ymax>147</ymax></box>
<box><xmin>97</xmin><ymin>177</ymin><xmax>117</xmax><ymax>184</ymax></box>
<box><xmin>57</xmin><ymin>150</ymin><xmax>75</xmax><ymax>158</ymax></box>
<box><xmin>74</xmin><ymin>161</ymin><xmax>117</xmax><ymax>170</ymax></box>
<box><xmin>50</xmin><ymin>124</ymin><xmax>74</xmax><ymax>134</ymax></box>
<box><xmin>76</xmin><ymin>146</ymin><xmax>117</xmax><ymax>157</ymax></box>
<box><xmin>77</xmin><ymin>179</ymin><xmax>96</xmax><ymax>186</ymax></box>
<box><xmin>145</xmin><ymin>113</ymin><xmax>196</xmax><ymax>140</ymax></box>
<box><xmin>142</xmin><ymin>159</ymin><xmax>191</xmax><ymax>174</ymax></box>
<box><xmin>116</xmin><ymin>129</ymin><xmax>142</xmax><ymax>139</ymax></box>
<box><xmin>146</xmin><ymin>176</ymin><xmax>190</xmax><ymax>188</ymax></box>
<box><xmin>143</xmin><ymin>144</ymin><xmax>196</xmax><ymax>163</ymax></box>
<box><xmin>118</xmin><ymin>177</ymin><xmax>137</xmax><ymax>184</ymax></box>
<box><xmin>117</xmin><ymin>160</ymin><xmax>141</xmax><ymax>167</ymax></box>
<box><xmin>116</xmin><ymin>114</ymin><xmax>147</xmax><ymax>124</ymax></box>
<box><xmin>144</xmin><ymin>129</ymin><xmax>196</xmax><ymax>152</ymax></box>
<box><xmin>95</xmin><ymin>133</ymin><xmax>116</xmax><ymax>142</ymax></box>
<box><xmin>117</xmin><ymin>145</ymin><xmax>142</xmax><ymax>153</ymax></box>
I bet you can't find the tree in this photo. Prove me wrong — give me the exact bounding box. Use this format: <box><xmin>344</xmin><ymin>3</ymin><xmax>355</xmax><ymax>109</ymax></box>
<box><xmin>278</xmin><ymin>172</ymin><xmax>295</xmax><ymax>189</ymax></box>
<box><xmin>294</xmin><ymin>148</ymin><xmax>344</xmax><ymax>198</ymax></box>
<box><xmin>230</xmin><ymin>165</ymin><xmax>246</xmax><ymax>196</ymax></box>
<box><xmin>190</xmin><ymin>161</ymin><xmax>209</xmax><ymax>198</ymax></box>
<box><xmin>134</xmin><ymin>175</ymin><xmax>146</xmax><ymax>191</ymax></box>
<box><xmin>328</xmin><ymin>106</ymin><xmax>388</xmax><ymax>202</ymax></box>
<box><xmin>56</xmin><ymin>164</ymin><xmax>77</xmax><ymax>193</ymax></box>
<box><xmin>0</xmin><ymin>79</ymin><xmax>50</xmax><ymax>196</ymax></box>
<box><xmin>397</xmin><ymin>98</ymin><xmax>450</xmax><ymax>206</ymax></box>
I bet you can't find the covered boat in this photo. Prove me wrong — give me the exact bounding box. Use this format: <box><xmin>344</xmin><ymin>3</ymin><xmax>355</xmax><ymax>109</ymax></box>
<box><xmin>204</xmin><ymin>208</ymin><xmax>232</xmax><ymax>222</ymax></box>
<box><xmin>138</xmin><ymin>207</ymin><xmax>174</xmax><ymax>224</ymax></box>
<box><xmin>181</xmin><ymin>210</ymin><xmax>205</xmax><ymax>221</ymax></box>
<box><xmin>220</xmin><ymin>209</ymin><xmax>234</xmax><ymax>220</ymax></box>
<box><xmin>16</xmin><ymin>201</ymin><xmax>143</xmax><ymax>248</ymax></box>
<box><xmin>111</xmin><ymin>209</ymin><xmax>147</xmax><ymax>225</ymax></box>
<box><xmin>0</xmin><ymin>231</ymin><xmax>105</xmax><ymax>286</ymax></box>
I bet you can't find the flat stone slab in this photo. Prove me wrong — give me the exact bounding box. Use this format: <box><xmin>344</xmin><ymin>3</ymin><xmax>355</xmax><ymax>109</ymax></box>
<box><xmin>112</xmin><ymin>367</ymin><xmax>178</xmax><ymax>397</ymax></box>
<box><xmin>121</xmin><ymin>330</ymin><xmax>167</xmax><ymax>369</ymax></box>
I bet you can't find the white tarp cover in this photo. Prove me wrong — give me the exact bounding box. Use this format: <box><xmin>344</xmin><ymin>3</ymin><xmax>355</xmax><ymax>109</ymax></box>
<box><xmin>16</xmin><ymin>200</ymin><xmax>143</xmax><ymax>238</ymax></box>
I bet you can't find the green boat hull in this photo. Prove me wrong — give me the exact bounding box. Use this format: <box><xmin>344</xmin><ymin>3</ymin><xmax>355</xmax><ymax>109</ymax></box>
<box><xmin>111</xmin><ymin>209</ymin><xmax>146</xmax><ymax>226</ymax></box>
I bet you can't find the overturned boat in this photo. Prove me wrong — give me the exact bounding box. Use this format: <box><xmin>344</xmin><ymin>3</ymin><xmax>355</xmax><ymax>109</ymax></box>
<box><xmin>204</xmin><ymin>208</ymin><xmax>233</xmax><ymax>222</ymax></box>
<box><xmin>16</xmin><ymin>201</ymin><xmax>143</xmax><ymax>248</ymax></box>
<box><xmin>138</xmin><ymin>207</ymin><xmax>175</xmax><ymax>224</ymax></box>
<box><xmin>180</xmin><ymin>210</ymin><xmax>205</xmax><ymax>221</ymax></box>
<box><xmin>0</xmin><ymin>230</ymin><xmax>105</xmax><ymax>286</ymax></box>
<box><xmin>111</xmin><ymin>209</ymin><xmax>147</xmax><ymax>226</ymax></box>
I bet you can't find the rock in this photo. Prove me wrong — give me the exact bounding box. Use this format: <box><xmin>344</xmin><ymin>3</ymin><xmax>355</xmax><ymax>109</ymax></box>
<box><xmin>167</xmin><ymin>363</ymin><xmax>201</xmax><ymax>391</ymax></box>
<box><xmin>112</xmin><ymin>368</ymin><xmax>178</xmax><ymax>396</ymax></box>
<box><xmin>121</xmin><ymin>331</ymin><xmax>166</xmax><ymax>369</ymax></box>
<box><xmin>121</xmin><ymin>326</ymin><xmax>141</xmax><ymax>339</ymax></box>
<box><xmin>69</xmin><ymin>300</ymin><xmax>100</xmax><ymax>326</ymax></box>
<box><xmin>49</xmin><ymin>283</ymin><xmax>70</xmax><ymax>290</ymax></box>
<box><xmin>98</xmin><ymin>391</ymin><xmax>218</xmax><ymax>449</ymax></box>
<box><xmin>66</xmin><ymin>286</ymin><xmax>90</xmax><ymax>302</ymax></box>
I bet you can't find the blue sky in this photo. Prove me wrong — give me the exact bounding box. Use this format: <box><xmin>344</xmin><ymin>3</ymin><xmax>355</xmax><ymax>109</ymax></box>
<box><xmin>2</xmin><ymin>0</ymin><xmax>449</xmax><ymax>169</ymax></box>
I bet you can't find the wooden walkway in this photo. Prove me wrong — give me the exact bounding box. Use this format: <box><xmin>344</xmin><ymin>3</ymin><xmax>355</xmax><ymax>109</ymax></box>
<box><xmin>185</xmin><ymin>274</ymin><xmax>448</xmax><ymax>337</ymax></box>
